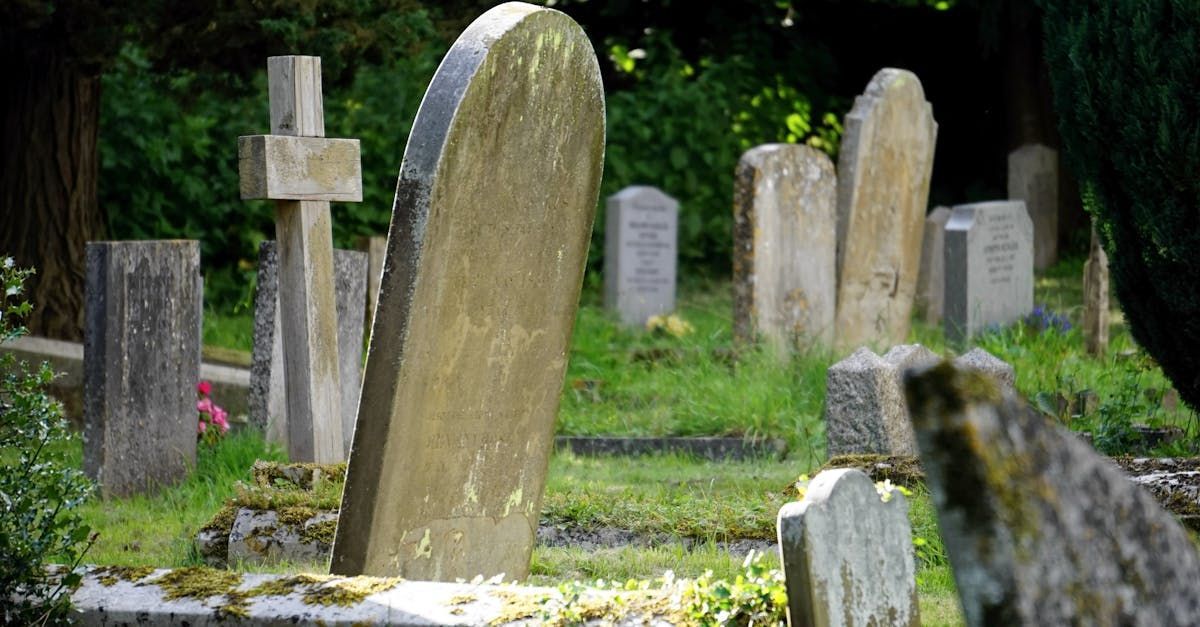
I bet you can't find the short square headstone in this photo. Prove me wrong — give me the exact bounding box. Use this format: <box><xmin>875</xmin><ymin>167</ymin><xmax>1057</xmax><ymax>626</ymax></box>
<box><xmin>904</xmin><ymin>361</ymin><xmax>1200</xmax><ymax>625</ymax></box>
<box><xmin>835</xmin><ymin>68</ymin><xmax>937</xmax><ymax>350</ymax></box>
<box><xmin>914</xmin><ymin>206</ymin><xmax>952</xmax><ymax>323</ymax></box>
<box><xmin>331</xmin><ymin>3</ymin><xmax>605</xmax><ymax>582</ymax></box>
<box><xmin>1083</xmin><ymin>225</ymin><xmax>1109</xmax><ymax>356</ymax></box>
<box><xmin>84</xmin><ymin>241</ymin><xmax>202</xmax><ymax>498</ymax></box>
<box><xmin>824</xmin><ymin>344</ymin><xmax>937</xmax><ymax>457</ymax></box>
<box><xmin>1007</xmin><ymin>143</ymin><xmax>1058</xmax><ymax>271</ymax></box>
<box><xmin>944</xmin><ymin>200</ymin><xmax>1034</xmax><ymax>344</ymax></box>
<box><xmin>777</xmin><ymin>468</ymin><xmax>919</xmax><ymax>627</ymax></box>
<box><xmin>733</xmin><ymin>144</ymin><xmax>837</xmax><ymax>354</ymax></box>
<box><xmin>249</xmin><ymin>241</ymin><xmax>367</xmax><ymax>457</ymax></box>
<box><xmin>604</xmin><ymin>186</ymin><xmax>679</xmax><ymax>326</ymax></box>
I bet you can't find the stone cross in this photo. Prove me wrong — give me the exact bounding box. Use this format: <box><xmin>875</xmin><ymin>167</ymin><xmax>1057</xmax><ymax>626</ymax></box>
<box><xmin>777</xmin><ymin>469</ymin><xmax>919</xmax><ymax>627</ymax></box>
<box><xmin>237</xmin><ymin>56</ymin><xmax>362</xmax><ymax>463</ymax></box>
<box><xmin>732</xmin><ymin>144</ymin><xmax>837</xmax><ymax>355</ymax></box>
<box><xmin>330</xmin><ymin>3</ymin><xmax>605</xmax><ymax>581</ymax></box>
<box><xmin>1082</xmin><ymin>224</ymin><xmax>1109</xmax><ymax>356</ymax></box>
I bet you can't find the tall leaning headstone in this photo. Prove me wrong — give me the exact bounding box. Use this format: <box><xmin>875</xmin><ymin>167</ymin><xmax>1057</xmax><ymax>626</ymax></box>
<box><xmin>905</xmin><ymin>362</ymin><xmax>1200</xmax><ymax>625</ymax></box>
<box><xmin>944</xmin><ymin>201</ymin><xmax>1034</xmax><ymax>344</ymax></box>
<box><xmin>834</xmin><ymin>68</ymin><xmax>937</xmax><ymax>350</ymax></box>
<box><xmin>84</xmin><ymin>241</ymin><xmax>201</xmax><ymax>498</ymax></box>
<box><xmin>733</xmin><ymin>144</ymin><xmax>837</xmax><ymax>354</ymax></box>
<box><xmin>914</xmin><ymin>206</ymin><xmax>952</xmax><ymax>323</ymax></box>
<box><xmin>604</xmin><ymin>186</ymin><xmax>678</xmax><ymax>326</ymax></box>
<box><xmin>1007</xmin><ymin>143</ymin><xmax>1058</xmax><ymax>271</ymax></box>
<box><xmin>331</xmin><ymin>3</ymin><xmax>605</xmax><ymax>581</ymax></box>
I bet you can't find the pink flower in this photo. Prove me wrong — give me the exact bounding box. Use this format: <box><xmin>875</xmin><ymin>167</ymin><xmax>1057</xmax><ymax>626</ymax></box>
<box><xmin>197</xmin><ymin>381</ymin><xmax>212</xmax><ymax>396</ymax></box>
<box><xmin>197</xmin><ymin>398</ymin><xmax>213</xmax><ymax>415</ymax></box>
<box><xmin>197</xmin><ymin>420</ymin><xmax>208</xmax><ymax>434</ymax></box>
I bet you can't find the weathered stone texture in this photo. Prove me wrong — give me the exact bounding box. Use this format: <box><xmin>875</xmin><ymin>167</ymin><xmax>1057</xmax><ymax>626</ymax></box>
<box><xmin>914</xmin><ymin>206</ymin><xmax>951</xmax><ymax>323</ymax></box>
<box><xmin>84</xmin><ymin>241</ymin><xmax>202</xmax><ymax>498</ymax></box>
<box><xmin>1083</xmin><ymin>225</ymin><xmax>1110</xmax><ymax>356</ymax></box>
<box><xmin>1007</xmin><ymin>143</ymin><xmax>1058</xmax><ymax>270</ymax></box>
<box><xmin>955</xmin><ymin>347</ymin><xmax>1016</xmax><ymax>392</ymax></box>
<box><xmin>227</xmin><ymin>508</ymin><xmax>338</xmax><ymax>566</ymax></box>
<box><xmin>835</xmin><ymin>68</ymin><xmax>937</xmax><ymax>350</ymax></box>
<box><xmin>604</xmin><ymin>186</ymin><xmax>679</xmax><ymax>326</ymax></box>
<box><xmin>904</xmin><ymin>362</ymin><xmax>1200</xmax><ymax>626</ymax></box>
<box><xmin>733</xmin><ymin>144</ymin><xmax>837</xmax><ymax>355</ymax></box>
<box><xmin>944</xmin><ymin>201</ymin><xmax>1034</xmax><ymax>344</ymax></box>
<box><xmin>332</xmin><ymin>2</ymin><xmax>605</xmax><ymax>582</ymax></box>
<box><xmin>824</xmin><ymin>345</ymin><xmax>937</xmax><ymax>457</ymax></box>
<box><xmin>778</xmin><ymin>469</ymin><xmax>918</xmax><ymax>627</ymax></box>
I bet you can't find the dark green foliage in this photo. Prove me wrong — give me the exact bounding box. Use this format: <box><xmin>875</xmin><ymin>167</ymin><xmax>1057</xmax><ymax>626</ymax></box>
<box><xmin>0</xmin><ymin>259</ymin><xmax>95</xmax><ymax>625</ymax></box>
<box><xmin>1040</xmin><ymin>0</ymin><xmax>1200</xmax><ymax>410</ymax></box>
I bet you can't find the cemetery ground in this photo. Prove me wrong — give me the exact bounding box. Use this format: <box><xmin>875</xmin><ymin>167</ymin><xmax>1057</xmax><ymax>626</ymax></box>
<box><xmin>43</xmin><ymin>255</ymin><xmax>1193</xmax><ymax>625</ymax></box>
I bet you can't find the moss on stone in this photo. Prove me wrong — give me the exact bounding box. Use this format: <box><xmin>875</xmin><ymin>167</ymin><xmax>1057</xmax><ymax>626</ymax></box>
<box><xmin>92</xmin><ymin>565</ymin><xmax>156</xmax><ymax>587</ymax></box>
<box><xmin>252</xmin><ymin>460</ymin><xmax>347</xmax><ymax>490</ymax></box>
<box><xmin>820</xmin><ymin>454</ymin><xmax>925</xmax><ymax>488</ymax></box>
<box><xmin>300</xmin><ymin>519</ymin><xmax>338</xmax><ymax>545</ymax></box>
<box><xmin>300</xmin><ymin>575</ymin><xmax>402</xmax><ymax>607</ymax></box>
<box><xmin>277</xmin><ymin>506</ymin><xmax>319</xmax><ymax>528</ymax></box>
<box><xmin>150</xmin><ymin>566</ymin><xmax>242</xmax><ymax>601</ymax></box>
<box><xmin>199</xmin><ymin>503</ymin><xmax>239</xmax><ymax>535</ymax></box>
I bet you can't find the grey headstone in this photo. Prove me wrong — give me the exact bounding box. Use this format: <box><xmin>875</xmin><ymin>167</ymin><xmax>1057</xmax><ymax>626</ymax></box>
<box><xmin>1007</xmin><ymin>144</ymin><xmax>1058</xmax><ymax>271</ymax></box>
<box><xmin>914</xmin><ymin>206</ymin><xmax>952</xmax><ymax>323</ymax></box>
<box><xmin>834</xmin><ymin>68</ymin><xmax>937</xmax><ymax>350</ymax></box>
<box><xmin>332</xmin><ymin>2</ymin><xmax>605</xmax><ymax>581</ymax></box>
<box><xmin>955</xmin><ymin>347</ymin><xmax>1016</xmax><ymax>392</ymax></box>
<box><xmin>84</xmin><ymin>241</ymin><xmax>202</xmax><ymax>498</ymax></box>
<box><xmin>944</xmin><ymin>201</ymin><xmax>1034</xmax><ymax>344</ymax></box>
<box><xmin>1083</xmin><ymin>225</ymin><xmax>1109</xmax><ymax>356</ymax></box>
<box><xmin>904</xmin><ymin>361</ymin><xmax>1200</xmax><ymax>626</ymax></box>
<box><xmin>604</xmin><ymin>186</ymin><xmax>679</xmax><ymax>326</ymax></box>
<box><xmin>733</xmin><ymin>144</ymin><xmax>837</xmax><ymax>354</ymax></box>
<box><xmin>824</xmin><ymin>344</ymin><xmax>937</xmax><ymax>457</ymax></box>
<box><xmin>249</xmin><ymin>241</ymin><xmax>367</xmax><ymax>457</ymax></box>
<box><xmin>778</xmin><ymin>469</ymin><xmax>919</xmax><ymax>627</ymax></box>
<box><xmin>226</xmin><ymin>508</ymin><xmax>337</xmax><ymax>566</ymax></box>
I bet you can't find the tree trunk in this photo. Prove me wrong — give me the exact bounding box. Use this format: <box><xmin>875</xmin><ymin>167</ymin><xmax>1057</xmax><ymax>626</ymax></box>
<box><xmin>0</xmin><ymin>37</ymin><xmax>105</xmax><ymax>341</ymax></box>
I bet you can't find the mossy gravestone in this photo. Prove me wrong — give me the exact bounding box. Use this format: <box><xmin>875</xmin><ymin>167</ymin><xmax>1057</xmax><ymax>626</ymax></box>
<box><xmin>84</xmin><ymin>241</ymin><xmax>201</xmax><ymax>498</ymax></box>
<box><xmin>331</xmin><ymin>3</ymin><xmax>605</xmax><ymax>581</ymax></box>
<box><xmin>904</xmin><ymin>362</ymin><xmax>1200</xmax><ymax>625</ymax></box>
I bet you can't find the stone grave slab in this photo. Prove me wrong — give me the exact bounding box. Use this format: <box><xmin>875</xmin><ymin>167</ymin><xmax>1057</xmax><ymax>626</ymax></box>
<box><xmin>944</xmin><ymin>200</ymin><xmax>1034</xmax><ymax>344</ymax></box>
<box><xmin>331</xmin><ymin>2</ymin><xmax>605</xmax><ymax>581</ymax></box>
<box><xmin>834</xmin><ymin>68</ymin><xmax>937</xmax><ymax>350</ymax></box>
<box><xmin>1007</xmin><ymin>143</ymin><xmax>1058</xmax><ymax>270</ymax></box>
<box><xmin>604</xmin><ymin>185</ymin><xmax>679</xmax><ymax>326</ymax></box>
<box><xmin>904</xmin><ymin>362</ymin><xmax>1200</xmax><ymax>625</ymax></box>
<box><xmin>1083</xmin><ymin>224</ymin><xmax>1109</xmax><ymax>356</ymax></box>
<box><xmin>249</xmin><ymin>241</ymin><xmax>367</xmax><ymax>456</ymax></box>
<box><xmin>778</xmin><ymin>468</ymin><xmax>918</xmax><ymax>627</ymax></box>
<box><xmin>733</xmin><ymin>144</ymin><xmax>837</xmax><ymax>354</ymax></box>
<box><xmin>914</xmin><ymin>206</ymin><xmax>951</xmax><ymax>323</ymax></box>
<box><xmin>84</xmin><ymin>241</ymin><xmax>201</xmax><ymax>498</ymax></box>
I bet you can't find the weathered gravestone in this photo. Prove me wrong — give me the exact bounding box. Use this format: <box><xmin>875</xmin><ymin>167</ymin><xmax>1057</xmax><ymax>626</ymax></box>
<box><xmin>331</xmin><ymin>3</ymin><xmax>605</xmax><ymax>581</ymax></box>
<box><xmin>359</xmin><ymin>235</ymin><xmax>387</xmax><ymax>328</ymax></box>
<box><xmin>238</xmin><ymin>55</ymin><xmax>363</xmax><ymax>463</ymax></box>
<box><xmin>914</xmin><ymin>206</ymin><xmax>952</xmax><ymax>323</ymax></box>
<box><xmin>249</xmin><ymin>241</ymin><xmax>367</xmax><ymax>457</ymax></box>
<box><xmin>904</xmin><ymin>361</ymin><xmax>1200</xmax><ymax>626</ymax></box>
<box><xmin>834</xmin><ymin>68</ymin><xmax>937</xmax><ymax>350</ymax></box>
<box><xmin>604</xmin><ymin>186</ymin><xmax>679</xmax><ymax>326</ymax></box>
<box><xmin>84</xmin><ymin>241</ymin><xmax>201</xmax><ymax>498</ymax></box>
<box><xmin>944</xmin><ymin>201</ymin><xmax>1034</xmax><ymax>344</ymax></box>
<box><xmin>826</xmin><ymin>344</ymin><xmax>1013</xmax><ymax>457</ymax></box>
<box><xmin>777</xmin><ymin>469</ymin><xmax>919</xmax><ymax>627</ymax></box>
<box><xmin>1083</xmin><ymin>224</ymin><xmax>1109</xmax><ymax>356</ymax></box>
<box><xmin>1007</xmin><ymin>143</ymin><xmax>1058</xmax><ymax>271</ymax></box>
<box><xmin>733</xmin><ymin>144</ymin><xmax>837</xmax><ymax>355</ymax></box>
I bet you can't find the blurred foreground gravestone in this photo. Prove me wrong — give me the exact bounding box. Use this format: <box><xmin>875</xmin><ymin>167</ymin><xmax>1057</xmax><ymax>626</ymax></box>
<box><xmin>733</xmin><ymin>144</ymin><xmax>837</xmax><ymax>355</ymax></box>
<box><xmin>834</xmin><ymin>68</ymin><xmax>937</xmax><ymax>350</ymax></box>
<box><xmin>331</xmin><ymin>2</ymin><xmax>605</xmax><ymax>581</ymax></box>
<box><xmin>904</xmin><ymin>361</ymin><xmax>1200</xmax><ymax>625</ymax></box>
<box><xmin>777</xmin><ymin>468</ymin><xmax>918</xmax><ymax>627</ymax></box>
<box><xmin>944</xmin><ymin>200</ymin><xmax>1034</xmax><ymax>344</ymax></box>
<box><xmin>84</xmin><ymin>241</ymin><xmax>201</xmax><ymax>498</ymax></box>
<box><xmin>249</xmin><ymin>241</ymin><xmax>367</xmax><ymax>457</ymax></box>
<box><xmin>604</xmin><ymin>185</ymin><xmax>679</xmax><ymax>326</ymax></box>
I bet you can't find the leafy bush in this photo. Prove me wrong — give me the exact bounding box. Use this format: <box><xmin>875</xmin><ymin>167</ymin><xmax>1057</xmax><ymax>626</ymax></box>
<box><xmin>1040</xmin><ymin>0</ymin><xmax>1200</xmax><ymax>410</ymax></box>
<box><xmin>0</xmin><ymin>259</ymin><xmax>95</xmax><ymax>625</ymax></box>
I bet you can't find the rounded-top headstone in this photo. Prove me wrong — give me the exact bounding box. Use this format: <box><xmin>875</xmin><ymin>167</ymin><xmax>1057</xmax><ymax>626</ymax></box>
<box><xmin>331</xmin><ymin>2</ymin><xmax>605</xmax><ymax>581</ymax></box>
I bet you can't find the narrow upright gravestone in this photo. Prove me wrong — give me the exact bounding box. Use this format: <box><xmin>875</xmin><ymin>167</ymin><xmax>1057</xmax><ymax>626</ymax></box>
<box><xmin>249</xmin><ymin>241</ymin><xmax>367</xmax><ymax>456</ymax></box>
<box><xmin>359</xmin><ymin>235</ymin><xmax>387</xmax><ymax>328</ymax></box>
<box><xmin>331</xmin><ymin>3</ymin><xmax>605</xmax><ymax>581</ymax></box>
<box><xmin>777</xmin><ymin>469</ymin><xmax>919</xmax><ymax>627</ymax></box>
<box><xmin>834</xmin><ymin>68</ymin><xmax>937</xmax><ymax>350</ymax></box>
<box><xmin>1082</xmin><ymin>224</ymin><xmax>1109</xmax><ymax>356</ymax></box>
<box><xmin>238</xmin><ymin>56</ymin><xmax>363</xmax><ymax>463</ymax></box>
<box><xmin>732</xmin><ymin>144</ymin><xmax>837</xmax><ymax>354</ymax></box>
<box><xmin>944</xmin><ymin>200</ymin><xmax>1034</xmax><ymax>344</ymax></box>
<box><xmin>1007</xmin><ymin>143</ymin><xmax>1058</xmax><ymax>271</ymax></box>
<box><xmin>914</xmin><ymin>206</ymin><xmax>952</xmax><ymax>323</ymax></box>
<box><xmin>904</xmin><ymin>362</ymin><xmax>1200</xmax><ymax>625</ymax></box>
<box><xmin>84</xmin><ymin>241</ymin><xmax>201</xmax><ymax>498</ymax></box>
<box><xmin>604</xmin><ymin>186</ymin><xmax>679</xmax><ymax>326</ymax></box>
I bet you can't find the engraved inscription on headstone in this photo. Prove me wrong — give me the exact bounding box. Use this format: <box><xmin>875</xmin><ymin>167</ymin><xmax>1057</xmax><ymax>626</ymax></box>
<box><xmin>604</xmin><ymin>186</ymin><xmax>679</xmax><ymax>326</ymax></box>
<box><xmin>944</xmin><ymin>201</ymin><xmax>1034</xmax><ymax>343</ymax></box>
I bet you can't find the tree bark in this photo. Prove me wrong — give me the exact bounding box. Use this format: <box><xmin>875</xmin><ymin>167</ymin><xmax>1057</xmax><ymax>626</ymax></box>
<box><xmin>0</xmin><ymin>36</ymin><xmax>105</xmax><ymax>341</ymax></box>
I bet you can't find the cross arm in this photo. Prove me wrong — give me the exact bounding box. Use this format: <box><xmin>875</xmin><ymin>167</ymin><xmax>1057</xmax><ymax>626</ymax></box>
<box><xmin>238</xmin><ymin>135</ymin><xmax>362</xmax><ymax>202</ymax></box>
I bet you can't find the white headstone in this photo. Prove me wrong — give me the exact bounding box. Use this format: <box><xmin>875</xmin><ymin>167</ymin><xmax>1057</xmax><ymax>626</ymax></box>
<box><xmin>604</xmin><ymin>186</ymin><xmax>679</xmax><ymax>326</ymax></box>
<box><xmin>944</xmin><ymin>201</ymin><xmax>1034</xmax><ymax>344</ymax></box>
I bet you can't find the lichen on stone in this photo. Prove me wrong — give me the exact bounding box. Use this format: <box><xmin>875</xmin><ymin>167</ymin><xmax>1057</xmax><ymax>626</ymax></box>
<box><xmin>300</xmin><ymin>518</ymin><xmax>338</xmax><ymax>545</ymax></box>
<box><xmin>199</xmin><ymin>503</ymin><xmax>239</xmax><ymax>535</ymax></box>
<box><xmin>300</xmin><ymin>575</ymin><xmax>402</xmax><ymax>607</ymax></box>
<box><xmin>147</xmin><ymin>566</ymin><xmax>242</xmax><ymax>601</ymax></box>
<box><xmin>820</xmin><ymin>454</ymin><xmax>925</xmax><ymax>488</ymax></box>
<box><xmin>92</xmin><ymin>565</ymin><xmax>156</xmax><ymax>587</ymax></box>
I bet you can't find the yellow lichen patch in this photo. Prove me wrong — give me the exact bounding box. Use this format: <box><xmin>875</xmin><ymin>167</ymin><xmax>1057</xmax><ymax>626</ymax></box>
<box><xmin>449</xmin><ymin>593</ymin><xmax>477</xmax><ymax>605</ymax></box>
<box><xmin>199</xmin><ymin>504</ymin><xmax>239</xmax><ymax>535</ymax></box>
<box><xmin>149</xmin><ymin>566</ymin><xmax>242</xmax><ymax>601</ymax></box>
<box><xmin>92</xmin><ymin>565</ymin><xmax>156</xmax><ymax>587</ymax></box>
<box><xmin>300</xmin><ymin>518</ymin><xmax>338</xmax><ymax>545</ymax></box>
<box><xmin>301</xmin><ymin>575</ymin><xmax>403</xmax><ymax>607</ymax></box>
